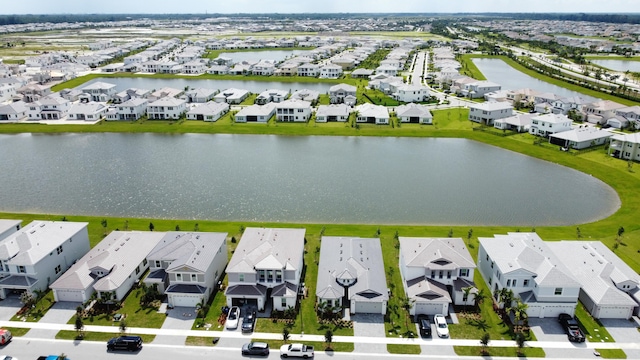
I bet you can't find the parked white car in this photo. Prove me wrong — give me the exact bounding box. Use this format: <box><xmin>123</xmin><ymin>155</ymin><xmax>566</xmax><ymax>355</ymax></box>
<box><xmin>225</xmin><ymin>306</ymin><xmax>240</xmax><ymax>330</ymax></box>
<box><xmin>434</xmin><ymin>314</ymin><xmax>449</xmax><ymax>338</ymax></box>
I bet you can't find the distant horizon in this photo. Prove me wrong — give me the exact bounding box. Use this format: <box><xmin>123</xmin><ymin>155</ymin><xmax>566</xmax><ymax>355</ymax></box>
<box><xmin>2</xmin><ymin>11</ymin><xmax>640</xmax><ymax>15</ymax></box>
<box><xmin>1</xmin><ymin>0</ymin><xmax>638</xmax><ymax>16</ymax></box>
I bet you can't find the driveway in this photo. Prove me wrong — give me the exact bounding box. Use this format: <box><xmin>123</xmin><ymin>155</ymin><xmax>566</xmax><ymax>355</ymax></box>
<box><xmin>152</xmin><ymin>306</ymin><xmax>196</xmax><ymax>346</ymax></box>
<box><xmin>352</xmin><ymin>314</ymin><xmax>387</xmax><ymax>354</ymax></box>
<box><xmin>528</xmin><ymin>317</ymin><xmax>570</xmax><ymax>342</ymax></box>
<box><xmin>0</xmin><ymin>295</ymin><xmax>23</xmax><ymax>321</ymax></box>
<box><xmin>415</xmin><ymin>315</ymin><xmax>456</xmax><ymax>357</ymax></box>
<box><xmin>25</xmin><ymin>301</ymin><xmax>79</xmax><ymax>339</ymax></box>
<box><xmin>601</xmin><ymin>317</ymin><xmax>640</xmax><ymax>359</ymax></box>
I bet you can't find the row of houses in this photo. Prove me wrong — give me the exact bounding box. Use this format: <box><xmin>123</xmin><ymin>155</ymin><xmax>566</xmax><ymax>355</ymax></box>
<box><xmin>1</xmin><ymin>220</ymin><xmax>637</xmax><ymax>320</ymax></box>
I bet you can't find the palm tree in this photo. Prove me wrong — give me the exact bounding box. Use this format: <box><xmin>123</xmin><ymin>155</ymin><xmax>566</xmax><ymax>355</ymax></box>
<box><xmin>462</xmin><ymin>287</ymin><xmax>473</xmax><ymax>313</ymax></box>
<box><xmin>515</xmin><ymin>333</ymin><xmax>526</xmax><ymax>356</ymax></box>
<box><xmin>400</xmin><ymin>296</ymin><xmax>415</xmax><ymax>328</ymax></box>
<box><xmin>473</xmin><ymin>289</ymin><xmax>487</xmax><ymax>310</ymax></box>
<box><xmin>195</xmin><ymin>298</ymin><xmax>209</xmax><ymax>323</ymax></box>
<box><xmin>324</xmin><ymin>329</ymin><xmax>333</xmax><ymax>349</ymax></box>
<box><xmin>480</xmin><ymin>333</ymin><xmax>490</xmax><ymax>355</ymax></box>
<box><xmin>509</xmin><ymin>298</ymin><xmax>529</xmax><ymax>334</ymax></box>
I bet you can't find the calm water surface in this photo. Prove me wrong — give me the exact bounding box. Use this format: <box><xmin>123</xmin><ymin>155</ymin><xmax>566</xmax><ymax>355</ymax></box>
<box><xmin>0</xmin><ymin>134</ymin><xmax>619</xmax><ymax>226</ymax></box>
<box><xmin>472</xmin><ymin>58</ymin><xmax>597</xmax><ymax>101</ymax></box>
<box><xmin>590</xmin><ymin>59</ymin><xmax>640</xmax><ymax>73</ymax></box>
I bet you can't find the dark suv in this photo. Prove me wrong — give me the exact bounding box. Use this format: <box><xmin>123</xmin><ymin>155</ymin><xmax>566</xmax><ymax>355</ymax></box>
<box><xmin>417</xmin><ymin>315</ymin><xmax>432</xmax><ymax>337</ymax></box>
<box><xmin>558</xmin><ymin>313</ymin><xmax>585</xmax><ymax>343</ymax></box>
<box><xmin>107</xmin><ymin>335</ymin><xmax>143</xmax><ymax>351</ymax></box>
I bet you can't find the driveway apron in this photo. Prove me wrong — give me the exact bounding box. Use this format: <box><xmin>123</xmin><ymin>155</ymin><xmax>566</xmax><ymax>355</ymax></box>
<box><xmin>25</xmin><ymin>301</ymin><xmax>79</xmax><ymax>339</ymax></box>
<box><xmin>351</xmin><ymin>314</ymin><xmax>387</xmax><ymax>354</ymax></box>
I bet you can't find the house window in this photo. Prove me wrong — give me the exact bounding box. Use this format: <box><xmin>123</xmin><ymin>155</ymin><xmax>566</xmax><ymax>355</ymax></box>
<box><xmin>459</xmin><ymin>269</ymin><xmax>469</xmax><ymax>277</ymax></box>
<box><xmin>554</xmin><ymin>287</ymin><xmax>563</xmax><ymax>295</ymax></box>
<box><xmin>447</xmin><ymin>271</ymin><xmax>451</xmax><ymax>279</ymax></box>
<box><xmin>486</xmin><ymin>255</ymin><xmax>489</xmax><ymax>261</ymax></box>
<box><xmin>155</xmin><ymin>260</ymin><xmax>161</xmax><ymax>268</ymax></box>
<box><xmin>176</xmin><ymin>273</ymin><xmax>182</xmax><ymax>281</ymax></box>
<box><xmin>506</xmin><ymin>279</ymin><xmax>511</xmax><ymax>287</ymax></box>
<box><xmin>56</xmin><ymin>245</ymin><xmax>63</xmax><ymax>254</ymax></box>
<box><xmin>281</xmin><ymin>298</ymin><xmax>287</xmax><ymax>308</ymax></box>
<box><xmin>431</xmin><ymin>271</ymin><xmax>435</xmax><ymax>278</ymax></box>
<box><xmin>523</xmin><ymin>279</ymin><xmax>530</xmax><ymax>287</ymax></box>
<box><xmin>258</xmin><ymin>270</ymin><xmax>265</xmax><ymax>282</ymax></box>
<box><xmin>135</xmin><ymin>266</ymin><xmax>140</xmax><ymax>275</ymax></box>
<box><xmin>191</xmin><ymin>274</ymin><xmax>197</xmax><ymax>281</ymax></box>
<box><xmin>439</xmin><ymin>271</ymin><xmax>443</xmax><ymax>279</ymax></box>
<box><xmin>512</xmin><ymin>280</ymin><xmax>517</xmax><ymax>287</ymax></box>
<box><xmin>491</xmin><ymin>261</ymin><xmax>494</xmax><ymax>269</ymax></box>
<box><xmin>55</xmin><ymin>265</ymin><xmax>62</xmax><ymax>274</ymax></box>
<box><xmin>18</xmin><ymin>266</ymin><xmax>25</xmax><ymax>273</ymax></box>
<box><xmin>276</xmin><ymin>270</ymin><xmax>282</xmax><ymax>282</ymax></box>
<box><xmin>239</xmin><ymin>274</ymin><xmax>244</xmax><ymax>282</ymax></box>
<box><xmin>267</xmin><ymin>270</ymin><xmax>274</xmax><ymax>282</ymax></box>
<box><xmin>463</xmin><ymin>293</ymin><xmax>469</xmax><ymax>302</ymax></box>
<box><xmin>143</xmin><ymin>258</ymin><xmax>148</xmax><ymax>266</ymax></box>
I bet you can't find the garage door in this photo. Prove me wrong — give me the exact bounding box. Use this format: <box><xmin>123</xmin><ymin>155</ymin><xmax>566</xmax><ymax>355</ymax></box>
<box><xmin>169</xmin><ymin>294</ymin><xmax>202</xmax><ymax>307</ymax></box>
<box><xmin>414</xmin><ymin>302</ymin><xmax>445</xmax><ymax>316</ymax></box>
<box><xmin>598</xmin><ymin>306</ymin><xmax>631</xmax><ymax>319</ymax></box>
<box><xmin>55</xmin><ymin>289</ymin><xmax>84</xmax><ymax>302</ymax></box>
<box><xmin>354</xmin><ymin>301</ymin><xmax>382</xmax><ymax>314</ymax></box>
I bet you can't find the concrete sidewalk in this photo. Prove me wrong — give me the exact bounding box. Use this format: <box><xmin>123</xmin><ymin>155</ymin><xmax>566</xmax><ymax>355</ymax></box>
<box><xmin>1</xmin><ymin>320</ymin><xmax>639</xmax><ymax>351</ymax></box>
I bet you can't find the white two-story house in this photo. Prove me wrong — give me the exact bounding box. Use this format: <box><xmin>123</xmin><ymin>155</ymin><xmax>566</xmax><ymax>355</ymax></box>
<box><xmin>529</xmin><ymin>113</ymin><xmax>573</xmax><ymax>137</ymax></box>
<box><xmin>0</xmin><ymin>221</ymin><xmax>90</xmax><ymax>299</ymax></box>
<box><xmin>225</xmin><ymin>228</ymin><xmax>305</xmax><ymax>312</ymax></box>
<box><xmin>468</xmin><ymin>102</ymin><xmax>513</xmax><ymax>126</ymax></box>
<box><xmin>478</xmin><ymin>232</ymin><xmax>581</xmax><ymax>318</ymax></box>
<box><xmin>80</xmin><ymin>82</ymin><xmax>117</xmax><ymax>102</ymax></box>
<box><xmin>329</xmin><ymin>84</ymin><xmax>357</xmax><ymax>106</ymax></box>
<box><xmin>147</xmin><ymin>97</ymin><xmax>187</xmax><ymax>120</ymax></box>
<box><xmin>275</xmin><ymin>99</ymin><xmax>312</xmax><ymax>122</ymax></box>
<box><xmin>145</xmin><ymin>232</ymin><xmax>227</xmax><ymax>307</ymax></box>
<box><xmin>399</xmin><ymin>237</ymin><xmax>477</xmax><ymax>316</ymax></box>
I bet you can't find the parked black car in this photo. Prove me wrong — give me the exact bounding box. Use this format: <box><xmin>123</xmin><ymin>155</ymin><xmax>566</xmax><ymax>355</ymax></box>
<box><xmin>241</xmin><ymin>310</ymin><xmax>257</xmax><ymax>333</ymax></box>
<box><xmin>241</xmin><ymin>342</ymin><xmax>269</xmax><ymax>356</ymax></box>
<box><xmin>107</xmin><ymin>335</ymin><xmax>143</xmax><ymax>351</ymax></box>
<box><xmin>418</xmin><ymin>315</ymin><xmax>432</xmax><ymax>337</ymax></box>
<box><xmin>558</xmin><ymin>313</ymin><xmax>585</xmax><ymax>343</ymax></box>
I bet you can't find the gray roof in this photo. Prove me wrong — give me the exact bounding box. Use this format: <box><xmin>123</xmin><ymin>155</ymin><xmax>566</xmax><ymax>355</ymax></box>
<box><xmin>227</xmin><ymin>227</ymin><xmax>305</xmax><ymax>274</ymax></box>
<box><xmin>147</xmin><ymin>231</ymin><xmax>227</xmax><ymax>273</ymax></box>
<box><xmin>470</xmin><ymin>101</ymin><xmax>512</xmax><ymax>112</ymax></box>
<box><xmin>479</xmin><ymin>233</ymin><xmax>580</xmax><ymax>288</ymax></box>
<box><xmin>0</xmin><ymin>220</ymin><xmax>21</xmax><ymax>240</ymax></box>
<box><xmin>316</xmin><ymin>237</ymin><xmax>388</xmax><ymax>303</ymax></box>
<box><xmin>81</xmin><ymin>81</ymin><xmax>116</xmax><ymax>91</ymax></box>
<box><xmin>272</xmin><ymin>281</ymin><xmax>298</xmax><ymax>297</ymax></box>
<box><xmin>549</xmin><ymin>127</ymin><xmax>614</xmax><ymax>143</ymax></box>
<box><xmin>356</xmin><ymin>103</ymin><xmax>389</xmax><ymax>119</ymax></box>
<box><xmin>166</xmin><ymin>283</ymin><xmax>207</xmax><ymax>294</ymax></box>
<box><xmin>0</xmin><ymin>221</ymin><xmax>88</xmax><ymax>265</ymax></box>
<box><xmin>50</xmin><ymin>231</ymin><xmax>165</xmax><ymax>292</ymax></box>
<box><xmin>329</xmin><ymin>83</ymin><xmax>356</xmax><ymax>93</ymax></box>
<box><xmin>188</xmin><ymin>102</ymin><xmax>229</xmax><ymax>116</ymax></box>
<box><xmin>0</xmin><ymin>101</ymin><xmax>27</xmax><ymax>115</ymax></box>
<box><xmin>400</xmin><ymin>237</ymin><xmax>476</xmax><ymax>271</ymax></box>
<box><xmin>396</xmin><ymin>103</ymin><xmax>432</xmax><ymax>118</ymax></box>
<box><xmin>547</xmin><ymin>241</ymin><xmax>639</xmax><ymax>307</ymax></box>
<box><xmin>406</xmin><ymin>276</ymin><xmax>451</xmax><ymax>302</ymax></box>
<box><xmin>225</xmin><ymin>283</ymin><xmax>267</xmax><ymax>297</ymax></box>
<box><xmin>316</xmin><ymin>104</ymin><xmax>350</xmax><ymax>117</ymax></box>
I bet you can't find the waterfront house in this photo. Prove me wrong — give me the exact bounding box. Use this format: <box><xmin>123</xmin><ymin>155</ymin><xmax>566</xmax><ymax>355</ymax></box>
<box><xmin>0</xmin><ymin>221</ymin><xmax>90</xmax><ymax>299</ymax></box>
<box><xmin>297</xmin><ymin>63</ymin><xmax>321</xmax><ymax>77</ymax></box>
<box><xmin>395</xmin><ymin>103</ymin><xmax>432</xmax><ymax>124</ymax></box>
<box><xmin>493</xmin><ymin>113</ymin><xmax>535</xmax><ymax>133</ymax></box>
<box><xmin>106</xmin><ymin>98</ymin><xmax>148</xmax><ymax>121</ymax></box>
<box><xmin>315</xmin><ymin>104</ymin><xmax>350</xmax><ymax>122</ymax></box>
<box><xmin>28</xmin><ymin>95</ymin><xmax>71</xmax><ymax>121</ymax></box>
<box><xmin>275</xmin><ymin>99</ymin><xmax>312</xmax><ymax>122</ymax></box>
<box><xmin>67</xmin><ymin>102</ymin><xmax>108</xmax><ymax>122</ymax></box>
<box><xmin>608</xmin><ymin>133</ymin><xmax>640</xmax><ymax>161</ymax></box>
<box><xmin>329</xmin><ymin>84</ymin><xmax>357</xmax><ymax>105</ymax></box>
<box><xmin>185</xmin><ymin>88</ymin><xmax>217</xmax><ymax>103</ymax></box>
<box><xmin>399</xmin><ymin>237</ymin><xmax>477</xmax><ymax>316</ymax></box>
<box><xmin>290</xmin><ymin>89</ymin><xmax>320</xmax><ymax>103</ymax></box>
<box><xmin>235</xmin><ymin>103</ymin><xmax>277</xmax><ymax>123</ymax></box>
<box><xmin>548</xmin><ymin>126</ymin><xmax>613</xmax><ymax>150</ymax></box>
<box><xmin>468</xmin><ymin>102</ymin><xmax>513</xmax><ymax>126</ymax></box>
<box><xmin>255</xmin><ymin>89</ymin><xmax>289</xmax><ymax>105</ymax></box>
<box><xmin>80</xmin><ymin>82</ymin><xmax>117</xmax><ymax>102</ymax></box>
<box><xmin>355</xmin><ymin>103</ymin><xmax>389</xmax><ymax>125</ymax></box>
<box><xmin>316</xmin><ymin>237</ymin><xmax>388</xmax><ymax>315</ymax></box>
<box><xmin>320</xmin><ymin>64</ymin><xmax>343</xmax><ymax>79</ymax></box>
<box><xmin>392</xmin><ymin>84</ymin><xmax>429</xmax><ymax>103</ymax></box>
<box><xmin>225</xmin><ymin>227</ymin><xmax>305</xmax><ymax>312</ymax></box>
<box><xmin>147</xmin><ymin>97</ymin><xmax>187</xmax><ymax>120</ymax></box>
<box><xmin>214</xmin><ymin>88</ymin><xmax>249</xmax><ymax>104</ymax></box>
<box><xmin>529</xmin><ymin>113</ymin><xmax>573</xmax><ymax>137</ymax></box>
<box><xmin>0</xmin><ymin>101</ymin><xmax>28</xmax><ymax>122</ymax></box>
<box><xmin>187</xmin><ymin>102</ymin><xmax>230</xmax><ymax>122</ymax></box>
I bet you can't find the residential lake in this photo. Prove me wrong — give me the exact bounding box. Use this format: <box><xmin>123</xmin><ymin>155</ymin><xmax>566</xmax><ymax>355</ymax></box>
<box><xmin>219</xmin><ymin>50</ymin><xmax>312</xmax><ymax>63</ymax></box>
<box><xmin>472</xmin><ymin>58</ymin><xmax>597</xmax><ymax>101</ymax></box>
<box><xmin>80</xmin><ymin>77</ymin><xmax>337</xmax><ymax>94</ymax></box>
<box><xmin>589</xmin><ymin>59</ymin><xmax>640</xmax><ymax>73</ymax></box>
<box><xmin>0</xmin><ymin>133</ymin><xmax>620</xmax><ymax>226</ymax></box>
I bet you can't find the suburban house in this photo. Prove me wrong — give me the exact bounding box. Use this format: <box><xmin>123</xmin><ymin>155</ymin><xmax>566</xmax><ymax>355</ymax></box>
<box><xmin>356</xmin><ymin>103</ymin><xmax>389</xmax><ymax>125</ymax></box>
<box><xmin>235</xmin><ymin>103</ymin><xmax>277</xmax><ymax>123</ymax></box>
<box><xmin>392</xmin><ymin>84</ymin><xmax>429</xmax><ymax>103</ymax></box>
<box><xmin>67</xmin><ymin>102</ymin><xmax>108</xmax><ymax>121</ymax></box>
<box><xmin>316</xmin><ymin>237</ymin><xmax>388</xmax><ymax>315</ymax></box>
<box><xmin>144</xmin><ymin>232</ymin><xmax>228</xmax><ymax>307</ymax></box>
<box><xmin>255</xmin><ymin>89</ymin><xmax>289</xmax><ymax>105</ymax></box>
<box><xmin>80</xmin><ymin>82</ymin><xmax>117</xmax><ymax>102</ymax></box>
<box><xmin>182</xmin><ymin>60</ymin><xmax>207</xmax><ymax>75</ymax></box>
<box><xmin>460</xmin><ymin>81</ymin><xmax>501</xmax><ymax>99</ymax></box>
<box><xmin>320</xmin><ymin>64</ymin><xmax>343</xmax><ymax>79</ymax></box>
<box><xmin>106</xmin><ymin>98</ymin><xmax>148</xmax><ymax>121</ymax></box>
<box><xmin>478</xmin><ymin>233</ymin><xmax>581</xmax><ymax>318</ymax></box>
<box><xmin>494</xmin><ymin>113</ymin><xmax>535</xmax><ymax>133</ymax></box>
<box><xmin>548</xmin><ymin>126</ymin><xmax>613</xmax><ymax>150</ymax></box>
<box><xmin>290</xmin><ymin>89</ymin><xmax>320</xmax><ymax>103</ymax></box>
<box><xmin>529</xmin><ymin>113</ymin><xmax>573</xmax><ymax>137</ymax></box>
<box><xmin>187</xmin><ymin>102</ymin><xmax>230</xmax><ymax>122</ymax></box>
<box><xmin>275</xmin><ymin>99</ymin><xmax>312</xmax><ymax>122</ymax></box>
<box><xmin>0</xmin><ymin>221</ymin><xmax>90</xmax><ymax>299</ymax></box>
<box><xmin>28</xmin><ymin>95</ymin><xmax>71</xmax><ymax>121</ymax></box>
<box><xmin>583</xmin><ymin>100</ymin><xmax>627</xmax><ymax>125</ymax></box>
<box><xmin>329</xmin><ymin>84</ymin><xmax>357</xmax><ymax>105</ymax></box>
<box><xmin>395</xmin><ymin>103</ymin><xmax>432</xmax><ymax>124</ymax></box>
<box><xmin>225</xmin><ymin>227</ymin><xmax>305</xmax><ymax>312</ymax></box>
<box><xmin>315</xmin><ymin>104</ymin><xmax>350</xmax><ymax>122</ymax></box>
<box><xmin>350</xmin><ymin>68</ymin><xmax>374</xmax><ymax>78</ymax></box>
<box><xmin>375</xmin><ymin>64</ymin><xmax>399</xmax><ymax>76</ymax></box>
<box><xmin>0</xmin><ymin>101</ymin><xmax>28</xmax><ymax>122</ymax></box>
<box><xmin>251</xmin><ymin>60</ymin><xmax>276</xmax><ymax>76</ymax></box>
<box><xmin>399</xmin><ymin>237</ymin><xmax>477</xmax><ymax>316</ymax></box>
<box><xmin>547</xmin><ymin>241</ymin><xmax>640</xmax><ymax>319</ymax></box>
<box><xmin>468</xmin><ymin>102</ymin><xmax>513</xmax><ymax>126</ymax></box>
<box><xmin>214</xmin><ymin>88</ymin><xmax>250</xmax><ymax>104</ymax></box>
<box><xmin>185</xmin><ymin>88</ymin><xmax>217</xmax><ymax>103</ymax></box>
<box><xmin>297</xmin><ymin>63</ymin><xmax>321</xmax><ymax>77</ymax></box>
<box><xmin>147</xmin><ymin>97</ymin><xmax>187</xmax><ymax>120</ymax></box>
<box><xmin>615</xmin><ymin>106</ymin><xmax>640</xmax><ymax>127</ymax></box>
<box><xmin>506</xmin><ymin>88</ymin><xmax>540</xmax><ymax>106</ymax></box>
<box><xmin>608</xmin><ymin>133</ymin><xmax>640</xmax><ymax>161</ymax></box>
<box><xmin>0</xmin><ymin>220</ymin><xmax>21</xmax><ymax>241</ymax></box>
<box><xmin>50</xmin><ymin>231</ymin><xmax>164</xmax><ymax>303</ymax></box>
<box><xmin>148</xmin><ymin>87</ymin><xmax>184</xmax><ymax>102</ymax></box>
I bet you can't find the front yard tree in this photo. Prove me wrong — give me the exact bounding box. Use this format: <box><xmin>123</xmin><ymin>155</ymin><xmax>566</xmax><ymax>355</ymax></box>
<box><xmin>480</xmin><ymin>333</ymin><xmax>490</xmax><ymax>355</ymax></box>
<box><xmin>325</xmin><ymin>329</ymin><xmax>333</xmax><ymax>349</ymax></box>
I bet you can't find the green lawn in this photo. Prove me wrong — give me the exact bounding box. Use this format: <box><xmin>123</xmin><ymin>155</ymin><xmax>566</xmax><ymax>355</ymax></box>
<box><xmin>596</xmin><ymin>348</ymin><xmax>628</xmax><ymax>359</ymax></box>
<box><xmin>185</xmin><ymin>336</ymin><xmax>218</xmax><ymax>346</ymax></box>
<box><xmin>10</xmin><ymin>290</ymin><xmax>56</xmax><ymax>322</ymax></box>
<box><xmin>575</xmin><ymin>302</ymin><xmax>615</xmax><ymax>343</ymax></box>
<box><xmin>260</xmin><ymin>340</ymin><xmax>354</xmax><ymax>353</ymax></box>
<box><xmin>55</xmin><ymin>331</ymin><xmax>155</xmax><ymax>343</ymax></box>
<box><xmin>454</xmin><ymin>345</ymin><xmax>545</xmax><ymax>357</ymax></box>
<box><xmin>387</xmin><ymin>344</ymin><xmax>421</xmax><ymax>354</ymax></box>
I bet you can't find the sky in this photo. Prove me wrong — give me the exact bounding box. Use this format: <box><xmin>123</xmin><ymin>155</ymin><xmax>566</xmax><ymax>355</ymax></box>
<box><xmin>1</xmin><ymin>0</ymin><xmax>638</xmax><ymax>15</ymax></box>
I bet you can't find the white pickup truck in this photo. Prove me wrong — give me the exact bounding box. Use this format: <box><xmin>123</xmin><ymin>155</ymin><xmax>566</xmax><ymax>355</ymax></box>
<box><xmin>279</xmin><ymin>343</ymin><xmax>314</xmax><ymax>358</ymax></box>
